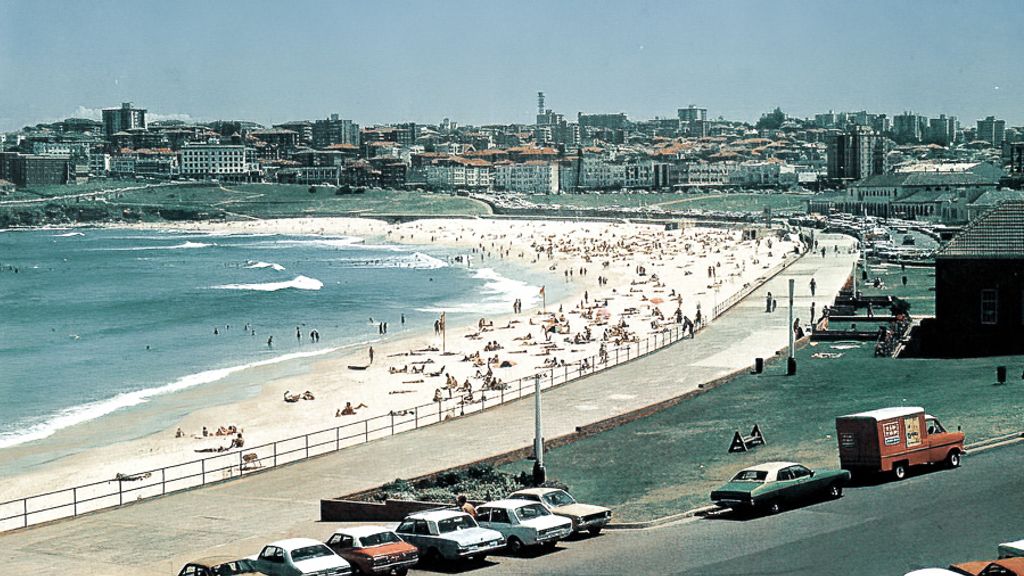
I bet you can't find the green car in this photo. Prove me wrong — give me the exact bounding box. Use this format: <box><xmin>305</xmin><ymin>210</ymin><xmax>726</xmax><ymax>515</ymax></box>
<box><xmin>710</xmin><ymin>461</ymin><xmax>851</xmax><ymax>515</ymax></box>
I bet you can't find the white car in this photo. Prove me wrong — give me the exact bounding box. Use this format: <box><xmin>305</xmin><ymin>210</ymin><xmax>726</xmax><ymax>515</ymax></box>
<box><xmin>476</xmin><ymin>499</ymin><xmax>573</xmax><ymax>555</ymax></box>
<box><xmin>249</xmin><ymin>538</ymin><xmax>352</xmax><ymax>576</ymax></box>
<box><xmin>508</xmin><ymin>488</ymin><xmax>612</xmax><ymax>535</ymax></box>
<box><xmin>1000</xmin><ymin>538</ymin><xmax>1024</xmax><ymax>558</ymax></box>
<box><xmin>395</xmin><ymin>509</ymin><xmax>505</xmax><ymax>563</ymax></box>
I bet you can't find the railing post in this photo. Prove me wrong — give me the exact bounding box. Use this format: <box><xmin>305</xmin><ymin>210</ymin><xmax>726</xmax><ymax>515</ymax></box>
<box><xmin>73</xmin><ymin>488</ymin><xmax>77</xmax><ymax>517</ymax></box>
<box><xmin>518</xmin><ymin>379</ymin><xmax>523</xmax><ymax>399</ymax></box>
<box><xmin>239</xmin><ymin>451</ymin><xmax>244</xmax><ymax>475</ymax></box>
<box><xmin>364</xmin><ymin>420</ymin><xmax>369</xmax><ymax>442</ymax></box>
<box><xmin>23</xmin><ymin>498</ymin><xmax>27</xmax><ymax>528</ymax></box>
<box><xmin>616</xmin><ymin>348</ymin><xmax>619</xmax><ymax>363</ymax></box>
<box><xmin>335</xmin><ymin>427</ymin><xmax>340</xmax><ymax>451</ymax></box>
<box><xmin>415</xmin><ymin>406</ymin><xmax>419</xmax><ymax>428</ymax></box>
<box><xmin>391</xmin><ymin>413</ymin><xmax>395</xmax><ymax>436</ymax></box>
<box><xmin>564</xmin><ymin>365</ymin><xmax>568</xmax><ymax>381</ymax></box>
<box><xmin>305</xmin><ymin>434</ymin><xmax>309</xmax><ymax>458</ymax></box>
<box><xmin>118</xmin><ymin>480</ymin><xmax>123</xmax><ymax>506</ymax></box>
<box><xmin>162</xmin><ymin>468</ymin><xmax>166</xmax><ymax>495</ymax></box>
<box><xmin>201</xmin><ymin>458</ymin><xmax>206</xmax><ymax>485</ymax></box>
<box><xmin>274</xmin><ymin>442</ymin><xmax>278</xmax><ymax>467</ymax></box>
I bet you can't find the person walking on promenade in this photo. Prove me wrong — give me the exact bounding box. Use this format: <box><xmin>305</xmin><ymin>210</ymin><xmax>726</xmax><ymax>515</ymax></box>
<box><xmin>810</xmin><ymin>278</ymin><xmax>817</xmax><ymax>297</ymax></box>
<box><xmin>457</xmin><ymin>495</ymin><xmax>477</xmax><ymax>518</ymax></box>
<box><xmin>766</xmin><ymin>291</ymin><xmax>773</xmax><ymax>313</ymax></box>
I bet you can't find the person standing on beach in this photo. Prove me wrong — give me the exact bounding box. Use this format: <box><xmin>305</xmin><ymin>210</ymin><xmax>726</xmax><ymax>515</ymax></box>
<box><xmin>296</xmin><ymin>326</ymin><xmax>301</xmax><ymax>341</ymax></box>
<box><xmin>369</xmin><ymin>346</ymin><xmax>374</xmax><ymax>364</ymax></box>
<box><xmin>267</xmin><ymin>336</ymin><xmax>273</xmax><ymax>348</ymax></box>
<box><xmin>401</xmin><ymin>313</ymin><xmax>405</xmax><ymax>325</ymax></box>
<box><xmin>766</xmin><ymin>291</ymin><xmax>773</xmax><ymax>313</ymax></box>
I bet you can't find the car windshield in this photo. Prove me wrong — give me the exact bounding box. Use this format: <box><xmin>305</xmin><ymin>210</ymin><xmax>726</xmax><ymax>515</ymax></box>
<box><xmin>542</xmin><ymin>490</ymin><xmax>577</xmax><ymax>507</ymax></box>
<box><xmin>290</xmin><ymin>545</ymin><xmax>334</xmax><ymax>562</ymax></box>
<box><xmin>438</xmin><ymin>515</ymin><xmax>478</xmax><ymax>533</ymax></box>
<box><xmin>731</xmin><ymin>470</ymin><xmax>768</xmax><ymax>482</ymax></box>
<box><xmin>515</xmin><ymin>504</ymin><xmax>550</xmax><ymax>520</ymax></box>
<box><xmin>361</xmin><ymin>531</ymin><xmax>401</xmax><ymax>547</ymax></box>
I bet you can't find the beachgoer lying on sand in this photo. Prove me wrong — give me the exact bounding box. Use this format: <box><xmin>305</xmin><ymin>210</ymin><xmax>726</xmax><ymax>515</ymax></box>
<box><xmin>428</xmin><ymin>365</ymin><xmax>446</xmax><ymax>377</ymax></box>
<box><xmin>228</xmin><ymin>433</ymin><xmax>244</xmax><ymax>449</ymax></box>
<box><xmin>390</xmin><ymin>409</ymin><xmax>413</xmax><ymax>416</ymax></box>
<box><xmin>283</xmin><ymin>390</ymin><xmax>301</xmax><ymax>403</ymax></box>
<box><xmin>301</xmin><ymin>390</ymin><xmax>315</xmax><ymax>400</ymax></box>
<box><xmin>337</xmin><ymin>402</ymin><xmax>368</xmax><ymax>416</ymax></box>
<box><xmin>115</xmin><ymin>472</ymin><xmax>152</xmax><ymax>482</ymax></box>
<box><xmin>215</xmin><ymin>425</ymin><xmax>238</xmax><ymax>436</ymax></box>
<box><xmin>390</xmin><ymin>365</ymin><xmax>409</xmax><ymax>374</ymax></box>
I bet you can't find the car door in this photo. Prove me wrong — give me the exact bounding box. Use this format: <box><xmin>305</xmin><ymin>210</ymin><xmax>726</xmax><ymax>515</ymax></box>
<box><xmin>772</xmin><ymin>467</ymin><xmax>797</xmax><ymax>503</ymax></box>
<box><xmin>256</xmin><ymin>546</ymin><xmax>287</xmax><ymax>576</ymax></box>
<box><xmin>487</xmin><ymin>508</ymin><xmax>516</xmax><ymax>541</ymax></box>
<box><xmin>395</xmin><ymin>520</ymin><xmax>421</xmax><ymax>549</ymax></box>
<box><xmin>788</xmin><ymin>465</ymin><xmax>818</xmax><ymax>499</ymax></box>
<box><xmin>326</xmin><ymin>533</ymin><xmax>356</xmax><ymax>562</ymax></box>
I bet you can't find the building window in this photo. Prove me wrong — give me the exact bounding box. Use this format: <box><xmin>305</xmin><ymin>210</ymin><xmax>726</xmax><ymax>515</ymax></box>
<box><xmin>981</xmin><ymin>289</ymin><xmax>998</xmax><ymax>325</ymax></box>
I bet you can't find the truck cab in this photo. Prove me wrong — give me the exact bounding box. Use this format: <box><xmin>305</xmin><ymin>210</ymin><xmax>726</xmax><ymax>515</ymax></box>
<box><xmin>835</xmin><ymin>407</ymin><xmax>965</xmax><ymax>480</ymax></box>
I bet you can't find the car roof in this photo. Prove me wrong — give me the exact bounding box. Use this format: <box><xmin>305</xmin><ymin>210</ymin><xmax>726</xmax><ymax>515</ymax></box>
<box><xmin>510</xmin><ymin>487</ymin><xmax>561</xmax><ymax>496</ymax></box>
<box><xmin>267</xmin><ymin>538</ymin><xmax>327</xmax><ymax>550</ymax></box>
<box><xmin>952</xmin><ymin>558</ymin><xmax>1024</xmax><ymax>573</ymax></box>
<box><xmin>332</xmin><ymin>525</ymin><xmax>394</xmax><ymax>539</ymax></box>
<box><xmin>405</xmin><ymin>509</ymin><xmax>466</xmax><ymax>521</ymax></box>
<box><xmin>479</xmin><ymin>499</ymin><xmax>539</xmax><ymax>509</ymax></box>
<box><xmin>840</xmin><ymin>406</ymin><xmax>923</xmax><ymax>421</ymax></box>
<box><xmin>742</xmin><ymin>462</ymin><xmax>801</xmax><ymax>474</ymax></box>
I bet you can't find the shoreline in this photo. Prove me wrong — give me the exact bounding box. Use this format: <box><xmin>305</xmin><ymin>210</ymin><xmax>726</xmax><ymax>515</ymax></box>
<box><xmin>0</xmin><ymin>216</ymin><xmax>799</xmax><ymax>504</ymax></box>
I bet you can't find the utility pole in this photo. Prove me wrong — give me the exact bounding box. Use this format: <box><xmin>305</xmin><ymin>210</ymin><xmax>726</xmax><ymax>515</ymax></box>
<box><xmin>532</xmin><ymin>374</ymin><xmax>546</xmax><ymax>484</ymax></box>
<box><xmin>787</xmin><ymin>278</ymin><xmax>797</xmax><ymax>375</ymax></box>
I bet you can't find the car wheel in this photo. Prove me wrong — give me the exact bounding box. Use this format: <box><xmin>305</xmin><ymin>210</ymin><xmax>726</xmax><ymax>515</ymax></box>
<box><xmin>588</xmin><ymin>527</ymin><xmax>603</xmax><ymax>536</ymax></box>
<box><xmin>893</xmin><ymin>463</ymin><xmax>908</xmax><ymax>480</ymax></box>
<box><xmin>507</xmin><ymin>536</ymin><xmax>524</xmax><ymax>556</ymax></box>
<box><xmin>946</xmin><ymin>450</ymin><xmax>961</xmax><ymax>468</ymax></box>
<box><xmin>767</xmin><ymin>500</ymin><xmax>782</xmax><ymax>515</ymax></box>
<box><xmin>394</xmin><ymin>569</ymin><xmax>408</xmax><ymax>576</ymax></box>
<box><xmin>422</xmin><ymin>548</ymin><xmax>441</xmax><ymax>565</ymax></box>
<box><xmin>828</xmin><ymin>483</ymin><xmax>843</xmax><ymax>499</ymax></box>
<box><xmin>543</xmin><ymin>540</ymin><xmax>558</xmax><ymax>551</ymax></box>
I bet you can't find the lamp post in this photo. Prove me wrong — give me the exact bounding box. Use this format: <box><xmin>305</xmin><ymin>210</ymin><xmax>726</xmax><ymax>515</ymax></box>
<box><xmin>787</xmin><ymin>278</ymin><xmax>797</xmax><ymax>375</ymax></box>
<box><xmin>532</xmin><ymin>374</ymin><xmax>546</xmax><ymax>484</ymax></box>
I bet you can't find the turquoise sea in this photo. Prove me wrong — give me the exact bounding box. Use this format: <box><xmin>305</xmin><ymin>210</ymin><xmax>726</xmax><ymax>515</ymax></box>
<box><xmin>0</xmin><ymin>227</ymin><xmax>556</xmax><ymax>475</ymax></box>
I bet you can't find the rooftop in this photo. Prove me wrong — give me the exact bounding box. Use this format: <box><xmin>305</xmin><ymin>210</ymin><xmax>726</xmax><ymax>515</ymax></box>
<box><xmin>937</xmin><ymin>201</ymin><xmax>1024</xmax><ymax>259</ymax></box>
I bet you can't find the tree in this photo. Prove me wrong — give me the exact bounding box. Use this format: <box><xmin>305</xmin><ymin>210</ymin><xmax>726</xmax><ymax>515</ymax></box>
<box><xmin>756</xmin><ymin>107</ymin><xmax>786</xmax><ymax>130</ymax></box>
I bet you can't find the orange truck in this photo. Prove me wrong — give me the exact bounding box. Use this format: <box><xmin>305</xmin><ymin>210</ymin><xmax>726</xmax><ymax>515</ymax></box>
<box><xmin>835</xmin><ymin>407</ymin><xmax>965</xmax><ymax>480</ymax></box>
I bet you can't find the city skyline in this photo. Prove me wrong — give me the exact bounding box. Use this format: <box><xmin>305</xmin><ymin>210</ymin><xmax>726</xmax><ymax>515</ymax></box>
<box><xmin>1</xmin><ymin>0</ymin><xmax>1022</xmax><ymax>131</ymax></box>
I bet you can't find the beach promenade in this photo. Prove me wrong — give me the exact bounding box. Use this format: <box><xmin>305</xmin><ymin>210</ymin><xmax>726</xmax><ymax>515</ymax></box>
<box><xmin>0</xmin><ymin>234</ymin><xmax>857</xmax><ymax>576</ymax></box>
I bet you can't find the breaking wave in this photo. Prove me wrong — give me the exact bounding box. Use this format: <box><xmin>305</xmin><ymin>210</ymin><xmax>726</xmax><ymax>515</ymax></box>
<box><xmin>212</xmin><ymin>275</ymin><xmax>323</xmax><ymax>292</ymax></box>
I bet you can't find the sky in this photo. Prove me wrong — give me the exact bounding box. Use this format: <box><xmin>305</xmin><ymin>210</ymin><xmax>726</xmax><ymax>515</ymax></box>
<box><xmin>1</xmin><ymin>0</ymin><xmax>1021</xmax><ymax>131</ymax></box>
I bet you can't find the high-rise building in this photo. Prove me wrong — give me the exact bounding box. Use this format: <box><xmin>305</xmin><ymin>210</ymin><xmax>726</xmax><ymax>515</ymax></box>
<box><xmin>976</xmin><ymin>116</ymin><xmax>1006</xmax><ymax>146</ymax></box>
<box><xmin>678</xmin><ymin>105</ymin><xmax>707</xmax><ymax>123</ymax></box>
<box><xmin>312</xmin><ymin>114</ymin><xmax>360</xmax><ymax>148</ymax></box>
<box><xmin>892</xmin><ymin>112</ymin><xmax>927</xmax><ymax>144</ymax></box>
<box><xmin>927</xmin><ymin>114</ymin><xmax>958</xmax><ymax>146</ymax></box>
<box><xmin>827</xmin><ymin>126</ymin><xmax>890</xmax><ymax>181</ymax></box>
<box><xmin>102</xmin><ymin>102</ymin><xmax>147</xmax><ymax>137</ymax></box>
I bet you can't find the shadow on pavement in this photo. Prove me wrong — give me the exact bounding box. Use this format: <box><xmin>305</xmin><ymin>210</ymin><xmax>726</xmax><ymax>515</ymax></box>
<box><xmin>490</xmin><ymin>544</ymin><xmax>567</xmax><ymax>559</ymax></box>
<box><xmin>413</xmin><ymin>558</ymin><xmax>499</xmax><ymax>574</ymax></box>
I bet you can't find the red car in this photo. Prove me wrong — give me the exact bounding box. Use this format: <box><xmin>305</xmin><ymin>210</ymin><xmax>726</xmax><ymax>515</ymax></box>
<box><xmin>325</xmin><ymin>526</ymin><xmax>418</xmax><ymax>576</ymax></box>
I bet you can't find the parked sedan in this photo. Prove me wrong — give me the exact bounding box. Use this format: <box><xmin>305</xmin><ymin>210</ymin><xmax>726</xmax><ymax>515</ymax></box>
<box><xmin>249</xmin><ymin>538</ymin><xmax>352</xmax><ymax>576</ymax></box>
<box><xmin>476</xmin><ymin>499</ymin><xmax>573</xmax><ymax>555</ymax></box>
<box><xmin>325</xmin><ymin>526</ymin><xmax>418</xmax><ymax>576</ymax></box>
<box><xmin>177</xmin><ymin>556</ymin><xmax>262</xmax><ymax>576</ymax></box>
<box><xmin>395</xmin><ymin>509</ymin><xmax>504</xmax><ymax>563</ymax></box>
<box><xmin>507</xmin><ymin>488</ymin><xmax>612</xmax><ymax>535</ymax></box>
<box><xmin>710</xmin><ymin>461</ymin><xmax>851</xmax><ymax>515</ymax></box>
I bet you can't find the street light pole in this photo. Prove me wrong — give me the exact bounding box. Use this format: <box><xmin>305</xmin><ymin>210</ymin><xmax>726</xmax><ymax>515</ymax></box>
<box><xmin>532</xmin><ymin>374</ymin><xmax>546</xmax><ymax>484</ymax></box>
<box><xmin>787</xmin><ymin>278</ymin><xmax>797</xmax><ymax>375</ymax></box>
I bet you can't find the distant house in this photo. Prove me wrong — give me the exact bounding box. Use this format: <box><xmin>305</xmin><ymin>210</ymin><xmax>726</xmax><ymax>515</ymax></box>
<box><xmin>918</xmin><ymin>201</ymin><xmax>1024</xmax><ymax>357</ymax></box>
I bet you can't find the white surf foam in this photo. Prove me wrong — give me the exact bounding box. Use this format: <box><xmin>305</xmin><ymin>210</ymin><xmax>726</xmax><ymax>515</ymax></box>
<box><xmin>52</xmin><ymin>232</ymin><xmax>85</xmax><ymax>237</ymax></box>
<box><xmin>245</xmin><ymin>260</ymin><xmax>286</xmax><ymax>271</ymax></box>
<box><xmin>330</xmin><ymin>252</ymin><xmax>448</xmax><ymax>270</ymax></box>
<box><xmin>213</xmin><ymin>275</ymin><xmax>323</xmax><ymax>292</ymax></box>
<box><xmin>0</xmin><ymin>347</ymin><xmax>344</xmax><ymax>450</ymax></box>
<box><xmin>417</xmin><ymin>267</ymin><xmax>539</xmax><ymax>314</ymax></box>
<box><xmin>102</xmin><ymin>241</ymin><xmax>213</xmax><ymax>251</ymax></box>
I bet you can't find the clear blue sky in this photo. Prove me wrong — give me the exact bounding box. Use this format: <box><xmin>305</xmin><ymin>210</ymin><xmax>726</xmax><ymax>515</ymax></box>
<box><xmin>1</xmin><ymin>0</ymin><xmax>1021</xmax><ymax>131</ymax></box>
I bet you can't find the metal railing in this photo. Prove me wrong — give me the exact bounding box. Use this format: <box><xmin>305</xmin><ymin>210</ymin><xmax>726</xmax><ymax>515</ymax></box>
<box><xmin>0</xmin><ymin>247</ymin><xmax>806</xmax><ymax>533</ymax></box>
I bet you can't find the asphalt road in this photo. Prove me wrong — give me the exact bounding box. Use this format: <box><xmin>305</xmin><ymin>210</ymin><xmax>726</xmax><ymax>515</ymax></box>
<box><xmin>409</xmin><ymin>442</ymin><xmax>1024</xmax><ymax>576</ymax></box>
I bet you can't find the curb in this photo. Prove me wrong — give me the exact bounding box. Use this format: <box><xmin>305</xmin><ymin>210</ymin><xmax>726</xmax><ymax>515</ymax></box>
<box><xmin>603</xmin><ymin>430</ymin><xmax>1024</xmax><ymax>531</ymax></box>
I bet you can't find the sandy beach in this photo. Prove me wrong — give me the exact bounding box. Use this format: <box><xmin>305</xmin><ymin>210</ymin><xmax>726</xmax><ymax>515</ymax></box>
<box><xmin>0</xmin><ymin>217</ymin><xmax>801</xmax><ymax>504</ymax></box>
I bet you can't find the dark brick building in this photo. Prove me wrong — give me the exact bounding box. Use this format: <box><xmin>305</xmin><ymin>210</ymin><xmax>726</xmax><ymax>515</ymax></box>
<box><xmin>919</xmin><ymin>201</ymin><xmax>1024</xmax><ymax>357</ymax></box>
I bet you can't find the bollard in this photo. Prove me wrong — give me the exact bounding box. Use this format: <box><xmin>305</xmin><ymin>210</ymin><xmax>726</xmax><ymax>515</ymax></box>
<box><xmin>787</xmin><ymin>357</ymin><xmax>797</xmax><ymax>376</ymax></box>
<box><xmin>754</xmin><ymin>357</ymin><xmax>764</xmax><ymax>374</ymax></box>
<box><xmin>997</xmin><ymin>366</ymin><xmax>1007</xmax><ymax>384</ymax></box>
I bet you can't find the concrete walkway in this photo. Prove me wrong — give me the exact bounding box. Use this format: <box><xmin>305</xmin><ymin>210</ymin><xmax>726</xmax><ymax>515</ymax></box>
<box><xmin>0</xmin><ymin>234</ymin><xmax>857</xmax><ymax>576</ymax></box>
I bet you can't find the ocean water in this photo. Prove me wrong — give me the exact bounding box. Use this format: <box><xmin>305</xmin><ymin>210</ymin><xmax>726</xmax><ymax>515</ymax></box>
<box><xmin>0</xmin><ymin>227</ymin><xmax>553</xmax><ymax>469</ymax></box>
